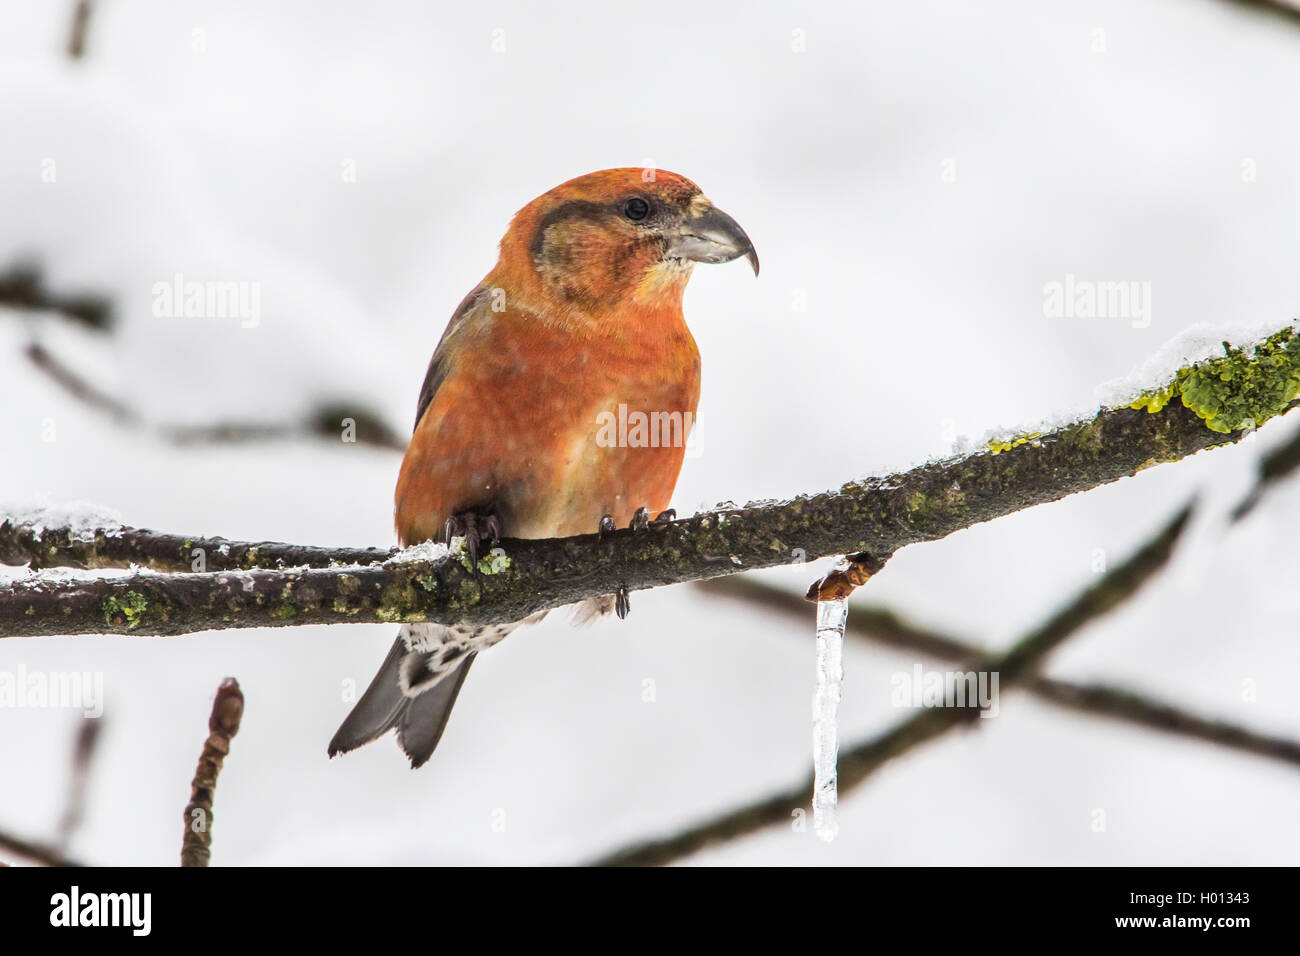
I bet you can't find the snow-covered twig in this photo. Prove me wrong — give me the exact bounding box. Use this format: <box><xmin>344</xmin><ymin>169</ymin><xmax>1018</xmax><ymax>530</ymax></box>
<box><xmin>701</xmin><ymin>576</ymin><xmax>1300</xmax><ymax>770</ymax></box>
<box><xmin>0</xmin><ymin>511</ymin><xmax>391</xmax><ymax>573</ymax></box>
<box><xmin>592</xmin><ymin>504</ymin><xmax>1192</xmax><ymax>866</ymax></box>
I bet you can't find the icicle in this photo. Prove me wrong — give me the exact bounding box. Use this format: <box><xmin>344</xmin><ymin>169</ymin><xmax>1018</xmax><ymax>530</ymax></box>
<box><xmin>812</xmin><ymin>596</ymin><xmax>847</xmax><ymax>842</ymax></box>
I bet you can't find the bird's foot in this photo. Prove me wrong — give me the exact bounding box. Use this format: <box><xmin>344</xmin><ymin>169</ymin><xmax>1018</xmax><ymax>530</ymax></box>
<box><xmin>595</xmin><ymin>509</ymin><xmax>674</xmax><ymax>618</ymax></box>
<box><xmin>630</xmin><ymin>506</ymin><xmax>676</xmax><ymax>532</ymax></box>
<box><xmin>444</xmin><ymin>510</ymin><xmax>502</xmax><ymax>569</ymax></box>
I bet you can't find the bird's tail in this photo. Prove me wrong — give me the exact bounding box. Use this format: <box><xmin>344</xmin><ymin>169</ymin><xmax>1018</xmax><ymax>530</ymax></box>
<box><xmin>328</xmin><ymin>634</ymin><xmax>476</xmax><ymax>769</ymax></box>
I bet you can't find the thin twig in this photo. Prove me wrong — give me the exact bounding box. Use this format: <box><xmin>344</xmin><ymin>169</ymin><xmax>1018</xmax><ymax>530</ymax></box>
<box><xmin>55</xmin><ymin>718</ymin><xmax>105</xmax><ymax>850</ymax></box>
<box><xmin>22</xmin><ymin>341</ymin><xmax>406</xmax><ymax>452</ymax></box>
<box><xmin>66</xmin><ymin>1</ymin><xmax>93</xmax><ymax>59</ymax></box>
<box><xmin>0</xmin><ymin>831</ymin><xmax>84</xmax><ymax>867</ymax></box>
<box><xmin>180</xmin><ymin>678</ymin><xmax>244</xmax><ymax>867</ymax></box>
<box><xmin>1222</xmin><ymin>0</ymin><xmax>1300</xmax><ymax>30</ymax></box>
<box><xmin>1232</xmin><ymin>419</ymin><xmax>1300</xmax><ymax>521</ymax></box>
<box><xmin>591</xmin><ymin>504</ymin><xmax>1192</xmax><ymax>866</ymax></box>
<box><xmin>0</xmin><ymin>262</ymin><xmax>111</xmax><ymax>330</ymax></box>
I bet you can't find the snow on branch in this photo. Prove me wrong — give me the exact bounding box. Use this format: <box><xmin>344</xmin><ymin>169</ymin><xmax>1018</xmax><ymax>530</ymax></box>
<box><xmin>1</xmin><ymin>324</ymin><xmax>1298</xmax><ymax>640</ymax></box>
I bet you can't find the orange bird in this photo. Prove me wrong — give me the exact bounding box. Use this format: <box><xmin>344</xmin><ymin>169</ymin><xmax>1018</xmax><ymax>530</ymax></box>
<box><xmin>329</xmin><ymin>168</ymin><xmax>758</xmax><ymax>768</ymax></box>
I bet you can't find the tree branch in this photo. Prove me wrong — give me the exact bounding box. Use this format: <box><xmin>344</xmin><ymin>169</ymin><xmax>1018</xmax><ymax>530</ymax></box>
<box><xmin>0</xmin><ymin>517</ymin><xmax>391</xmax><ymax>573</ymax></box>
<box><xmin>699</xmin><ymin>577</ymin><xmax>1300</xmax><ymax>769</ymax></box>
<box><xmin>591</xmin><ymin>504</ymin><xmax>1191</xmax><ymax>866</ymax></box>
<box><xmin>2</xmin><ymin>325</ymin><xmax>1297</xmax><ymax>638</ymax></box>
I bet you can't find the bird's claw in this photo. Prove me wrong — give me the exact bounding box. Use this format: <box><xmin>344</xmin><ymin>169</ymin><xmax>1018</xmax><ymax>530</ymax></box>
<box><xmin>630</xmin><ymin>506</ymin><xmax>675</xmax><ymax>532</ymax></box>
<box><xmin>597</xmin><ymin>513</ymin><xmax>617</xmax><ymax>540</ymax></box>
<box><xmin>444</xmin><ymin>510</ymin><xmax>502</xmax><ymax>569</ymax></box>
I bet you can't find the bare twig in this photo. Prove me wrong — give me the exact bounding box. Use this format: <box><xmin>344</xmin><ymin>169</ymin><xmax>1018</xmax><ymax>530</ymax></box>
<box><xmin>592</xmin><ymin>504</ymin><xmax>1192</xmax><ymax>866</ymax></box>
<box><xmin>23</xmin><ymin>341</ymin><xmax>405</xmax><ymax>452</ymax></box>
<box><xmin>55</xmin><ymin>718</ymin><xmax>105</xmax><ymax>850</ymax></box>
<box><xmin>26</xmin><ymin>343</ymin><xmax>133</xmax><ymax>421</ymax></box>
<box><xmin>1232</xmin><ymin>420</ymin><xmax>1300</xmax><ymax>521</ymax></box>
<box><xmin>0</xmin><ymin>262</ymin><xmax>111</xmax><ymax>330</ymax></box>
<box><xmin>181</xmin><ymin>678</ymin><xmax>244</xmax><ymax>867</ymax></box>
<box><xmin>701</xmin><ymin>576</ymin><xmax>1300</xmax><ymax>769</ymax></box>
<box><xmin>0</xmin><ymin>831</ymin><xmax>84</xmax><ymax>868</ymax></box>
<box><xmin>67</xmin><ymin>1</ymin><xmax>93</xmax><ymax>59</ymax></box>
<box><xmin>1222</xmin><ymin>0</ymin><xmax>1300</xmax><ymax>30</ymax></box>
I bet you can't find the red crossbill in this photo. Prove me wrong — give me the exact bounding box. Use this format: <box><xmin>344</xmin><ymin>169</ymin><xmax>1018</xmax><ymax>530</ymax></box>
<box><xmin>329</xmin><ymin>168</ymin><xmax>757</xmax><ymax>768</ymax></box>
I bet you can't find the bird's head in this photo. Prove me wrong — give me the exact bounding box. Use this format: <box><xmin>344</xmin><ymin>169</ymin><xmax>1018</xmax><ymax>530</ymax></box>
<box><xmin>495</xmin><ymin>168</ymin><xmax>758</xmax><ymax>315</ymax></box>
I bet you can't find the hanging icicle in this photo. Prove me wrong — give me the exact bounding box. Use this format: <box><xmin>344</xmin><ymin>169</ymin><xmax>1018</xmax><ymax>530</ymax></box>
<box><xmin>812</xmin><ymin>596</ymin><xmax>847</xmax><ymax>841</ymax></box>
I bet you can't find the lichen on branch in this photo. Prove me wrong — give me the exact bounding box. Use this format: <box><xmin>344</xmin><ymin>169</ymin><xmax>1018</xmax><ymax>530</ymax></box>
<box><xmin>1126</xmin><ymin>327</ymin><xmax>1300</xmax><ymax>433</ymax></box>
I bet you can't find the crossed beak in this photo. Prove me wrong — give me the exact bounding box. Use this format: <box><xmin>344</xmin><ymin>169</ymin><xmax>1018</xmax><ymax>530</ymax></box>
<box><xmin>667</xmin><ymin>204</ymin><xmax>760</xmax><ymax>276</ymax></box>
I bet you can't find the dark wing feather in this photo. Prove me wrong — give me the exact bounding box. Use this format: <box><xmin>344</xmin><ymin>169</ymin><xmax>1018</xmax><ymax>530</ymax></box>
<box><xmin>413</xmin><ymin>284</ymin><xmax>492</xmax><ymax>431</ymax></box>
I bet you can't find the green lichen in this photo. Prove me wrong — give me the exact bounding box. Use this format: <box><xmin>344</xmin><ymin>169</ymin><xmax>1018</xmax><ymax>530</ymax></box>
<box><xmin>417</xmin><ymin>574</ymin><xmax>439</xmax><ymax>592</ymax></box>
<box><xmin>457</xmin><ymin>545</ymin><xmax>511</xmax><ymax>575</ymax></box>
<box><xmin>103</xmin><ymin>590</ymin><xmax>149</xmax><ymax>629</ymax></box>
<box><xmin>273</xmin><ymin>602</ymin><xmax>297</xmax><ymax>620</ymax></box>
<box><xmin>1126</xmin><ymin>330</ymin><xmax>1300</xmax><ymax>433</ymax></box>
<box><xmin>904</xmin><ymin>490</ymin><xmax>937</xmax><ymax>526</ymax></box>
<box><xmin>987</xmin><ymin>431</ymin><xmax>1042</xmax><ymax>455</ymax></box>
<box><xmin>376</xmin><ymin>580</ymin><xmax>429</xmax><ymax>623</ymax></box>
<box><xmin>1128</xmin><ymin>381</ymin><xmax>1177</xmax><ymax>415</ymax></box>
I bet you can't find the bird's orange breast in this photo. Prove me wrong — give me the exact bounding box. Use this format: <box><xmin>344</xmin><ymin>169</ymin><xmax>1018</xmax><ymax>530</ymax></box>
<box><xmin>395</xmin><ymin>300</ymin><xmax>700</xmax><ymax>546</ymax></box>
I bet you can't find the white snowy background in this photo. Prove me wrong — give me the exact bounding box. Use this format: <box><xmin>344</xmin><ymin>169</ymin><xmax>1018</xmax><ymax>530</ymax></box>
<box><xmin>1</xmin><ymin>0</ymin><xmax>1298</xmax><ymax>865</ymax></box>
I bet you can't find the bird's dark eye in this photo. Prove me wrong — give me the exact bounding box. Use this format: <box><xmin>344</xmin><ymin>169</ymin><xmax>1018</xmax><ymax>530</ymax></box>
<box><xmin>624</xmin><ymin>197</ymin><xmax>650</xmax><ymax>221</ymax></box>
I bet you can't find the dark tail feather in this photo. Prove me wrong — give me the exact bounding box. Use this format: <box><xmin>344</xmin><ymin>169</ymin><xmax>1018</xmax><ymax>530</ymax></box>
<box><xmin>328</xmin><ymin>635</ymin><xmax>476</xmax><ymax>769</ymax></box>
<box><xmin>328</xmin><ymin>636</ymin><xmax>408</xmax><ymax>758</ymax></box>
<box><xmin>396</xmin><ymin>654</ymin><xmax>475</xmax><ymax>769</ymax></box>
